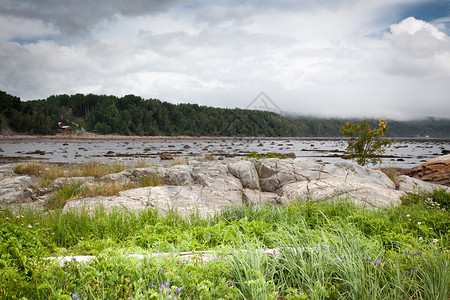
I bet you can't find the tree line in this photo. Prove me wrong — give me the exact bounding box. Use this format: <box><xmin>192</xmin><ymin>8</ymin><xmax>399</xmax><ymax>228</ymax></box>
<box><xmin>1</xmin><ymin>90</ymin><xmax>449</xmax><ymax>137</ymax></box>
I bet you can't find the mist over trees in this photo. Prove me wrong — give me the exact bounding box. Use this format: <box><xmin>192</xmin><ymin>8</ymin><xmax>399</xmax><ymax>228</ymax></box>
<box><xmin>1</xmin><ymin>90</ymin><xmax>449</xmax><ymax>137</ymax></box>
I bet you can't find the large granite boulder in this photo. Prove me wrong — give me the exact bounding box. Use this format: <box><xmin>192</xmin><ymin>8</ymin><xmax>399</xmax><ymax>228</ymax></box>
<box><xmin>279</xmin><ymin>161</ymin><xmax>402</xmax><ymax>208</ymax></box>
<box><xmin>191</xmin><ymin>163</ymin><xmax>242</xmax><ymax>191</ymax></box>
<box><xmin>164</xmin><ymin>165</ymin><xmax>194</xmax><ymax>186</ymax></box>
<box><xmin>406</xmin><ymin>154</ymin><xmax>450</xmax><ymax>186</ymax></box>
<box><xmin>64</xmin><ymin>185</ymin><xmax>244</xmax><ymax>217</ymax></box>
<box><xmin>397</xmin><ymin>175</ymin><xmax>448</xmax><ymax>194</ymax></box>
<box><xmin>228</xmin><ymin>160</ymin><xmax>260</xmax><ymax>190</ymax></box>
<box><xmin>0</xmin><ymin>175</ymin><xmax>34</xmax><ymax>205</ymax></box>
<box><xmin>242</xmin><ymin>188</ymin><xmax>287</xmax><ymax>206</ymax></box>
<box><xmin>3</xmin><ymin>156</ymin><xmax>450</xmax><ymax>215</ymax></box>
<box><xmin>0</xmin><ymin>163</ymin><xmax>16</xmax><ymax>180</ymax></box>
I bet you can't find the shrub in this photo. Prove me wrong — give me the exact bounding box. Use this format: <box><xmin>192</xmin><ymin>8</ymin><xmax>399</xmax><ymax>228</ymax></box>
<box><xmin>340</xmin><ymin>119</ymin><xmax>395</xmax><ymax>166</ymax></box>
<box><xmin>402</xmin><ymin>188</ymin><xmax>450</xmax><ymax>210</ymax></box>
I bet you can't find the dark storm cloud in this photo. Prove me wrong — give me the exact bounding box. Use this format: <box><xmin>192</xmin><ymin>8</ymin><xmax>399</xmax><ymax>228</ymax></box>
<box><xmin>0</xmin><ymin>0</ymin><xmax>182</xmax><ymax>35</ymax></box>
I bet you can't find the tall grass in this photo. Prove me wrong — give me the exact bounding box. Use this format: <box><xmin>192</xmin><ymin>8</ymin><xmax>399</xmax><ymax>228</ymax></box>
<box><xmin>14</xmin><ymin>160</ymin><xmax>155</xmax><ymax>187</ymax></box>
<box><xmin>0</xmin><ymin>194</ymin><xmax>449</xmax><ymax>299</ymax></box>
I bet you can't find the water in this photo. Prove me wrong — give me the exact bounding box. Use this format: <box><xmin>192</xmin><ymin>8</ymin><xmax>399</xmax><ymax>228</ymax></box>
<box><xmin>0</xmin><ymin>137</ymin><xmax>448</xmax><ymax>168</ymax></box>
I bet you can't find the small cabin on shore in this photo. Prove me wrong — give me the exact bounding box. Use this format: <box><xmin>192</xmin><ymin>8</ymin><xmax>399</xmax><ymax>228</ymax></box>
<box><xmin>58</xmin><ymin>122</ymin><xmax>72</xmax><ymax>131</ymax></box>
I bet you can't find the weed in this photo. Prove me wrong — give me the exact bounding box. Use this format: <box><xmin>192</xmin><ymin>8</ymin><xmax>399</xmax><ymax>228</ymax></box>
<box><xmin>380</xmin><ymin>167</ymin><xmax>401</xmax><ymax>189</ymax></box>
<box><xmin>246</xmin><ymin>151</ymin><xmax>288</xmax><ymax>159</ymax></box>
<box><xmin>46</xmin><ymin>181</ymin><xmax>85</xmax><ymax>210</ymax></box>
<box><xmin>402</xmin><ymin>188</ymin><xmax>449</xmax><ymax>210</ymax></box>
<box><xmin>0</xmin><ymin>194</ymin><xmax>448</xmax><ymax>299</ymax></box>
<box><xmin>138</xmin><ymin>174</ymin><xmax>164</xmax><ymax>187</ymax></box>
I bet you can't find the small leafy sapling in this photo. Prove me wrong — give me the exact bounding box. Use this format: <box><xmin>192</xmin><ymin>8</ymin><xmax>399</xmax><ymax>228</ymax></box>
<box><xmin>340</xmin><ymin>119</ymin><xmax>396</xmax><ymax>166</ymax></box>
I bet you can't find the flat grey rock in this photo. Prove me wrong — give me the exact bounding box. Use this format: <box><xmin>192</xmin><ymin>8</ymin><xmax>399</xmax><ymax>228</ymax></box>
<box><xmin>2</xmin><ymin>157</ymin><xmax>449</xmax><ymax>215</ymax></box>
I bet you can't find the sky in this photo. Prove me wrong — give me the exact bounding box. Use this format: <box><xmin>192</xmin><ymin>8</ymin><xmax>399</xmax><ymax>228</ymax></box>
<box><xmin>0</xmin><ymin>0</ymin><xmax>449</xmax><ymax>120</ymax></box>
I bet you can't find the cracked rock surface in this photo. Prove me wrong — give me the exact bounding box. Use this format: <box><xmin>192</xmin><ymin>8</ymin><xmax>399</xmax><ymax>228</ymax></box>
<box><xmin>1</xmin><ymin>157</ymin><xmax>449</xmax><ymax>216</ymax></box>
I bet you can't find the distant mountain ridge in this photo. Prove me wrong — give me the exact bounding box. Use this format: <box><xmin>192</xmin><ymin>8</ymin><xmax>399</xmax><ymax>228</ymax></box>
<box><xmin>1</xmin><ymin>90</ymin><xmax>449</xmax><ymax>138</ymax></box>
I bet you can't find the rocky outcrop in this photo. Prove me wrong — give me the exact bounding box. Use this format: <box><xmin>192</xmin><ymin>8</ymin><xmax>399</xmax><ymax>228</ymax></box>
<box><xmin>406</xmin><ymin>154</ymin><xmax>450</xmax><ymax>186</ymax></box>
<box><xmin>0</xmin><ymin>176</ymin><xmax>34</xmax><ymax>205</ymax></box>
<box><xmin>64</xmin><ymin>185</ymin><xmax>243</xmax><ymax>217</ymax></box>
<box><xmin>0</xmin><ymin>164</ymin><xmax>35</xmax><ymax>205</ymax></box>
<box><xmin>396</xmin><ymin>175</ymin><xmax>446</xmax><ymax>194</ymax></box>
<box><xmin>1</xmin><ymin>157</ymin><xmax>449</xmax><ymax>216</ymax></box>
<box><xmin>228</xmin><ymin>160</ymin><xmax>260</xmax><ymax>190</ymax></box>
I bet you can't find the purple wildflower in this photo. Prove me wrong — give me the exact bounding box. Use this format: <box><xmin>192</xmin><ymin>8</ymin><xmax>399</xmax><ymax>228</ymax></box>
<box><xmin>375</xmin><ymin>258</ymin><xmax>382</xmax><ymax>266</ymax></box>
<box><xmin>367</xmin><ymin>258</ymin><xmax>372</xmax><ymax>262</ymax></box>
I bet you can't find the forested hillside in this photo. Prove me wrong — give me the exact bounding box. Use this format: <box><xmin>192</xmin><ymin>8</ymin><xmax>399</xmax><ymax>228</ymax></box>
<box><xmin>1</xmin><ymin>90</ymin><xmax>449</xmax><ymax>137</ymax></box>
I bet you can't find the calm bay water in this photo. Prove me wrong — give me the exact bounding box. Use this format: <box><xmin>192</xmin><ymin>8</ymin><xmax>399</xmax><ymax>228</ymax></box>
<box><xmin>0</xmin><ymin>137</ymin><xmax>449</xmax><ymax>168</ymax></box>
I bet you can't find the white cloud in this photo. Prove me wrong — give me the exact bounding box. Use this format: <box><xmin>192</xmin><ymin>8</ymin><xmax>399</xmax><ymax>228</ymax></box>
<box><xmin>391</xmin><ymin>17</ymin><xmax>446</xmax><ymax>39</ymax></box>
<box><xmin>0</xmin><ymin>1</ymin><xmax>449</xmax><ymax>119</ymax></box>
<box><xmin>378</xmin><ymin>17</ymin><xmax>450</xmax><ymax>77</ymax></box>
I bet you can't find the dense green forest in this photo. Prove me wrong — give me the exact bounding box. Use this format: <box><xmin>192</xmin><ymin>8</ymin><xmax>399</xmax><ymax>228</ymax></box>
<box><xmin>1</xmin><ymin>90</ymin><xmax>449</xmax><ymax>137</ymax></box>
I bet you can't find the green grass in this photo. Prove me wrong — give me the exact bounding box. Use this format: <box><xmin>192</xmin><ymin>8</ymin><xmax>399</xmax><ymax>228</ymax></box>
<box><xmin>0</xmin><ymin>191</ymin><xmax>449</xmax><ymax>299</ymax></box>
<box><xmin>246</xmin><ymin>151</ymin><xmax>289</xmax><ymax>159</ymax></box>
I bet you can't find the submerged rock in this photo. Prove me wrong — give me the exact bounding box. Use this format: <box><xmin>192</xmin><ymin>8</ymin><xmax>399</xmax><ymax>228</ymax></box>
<box><xmin>159</xmin><ymin>153</ymin><xmax>173</xmax><ymax>160</ymax></box>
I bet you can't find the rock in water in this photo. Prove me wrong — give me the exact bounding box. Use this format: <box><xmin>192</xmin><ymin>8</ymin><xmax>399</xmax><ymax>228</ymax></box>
<box><xmin>159</xmin><ymin>152</ymin><xmax>174</xmax><ymax>160</ymax></box>
<box><xmin>406</xmin><ymin>154</ymin><xmax>450</xmax><ymax>186</ymax></box>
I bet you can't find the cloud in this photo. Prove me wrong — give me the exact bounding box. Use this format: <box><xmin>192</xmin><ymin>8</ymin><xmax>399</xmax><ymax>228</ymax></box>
<box><xmin>378</xmin><ymin>17</ymin><xmax>450</xmax><ymax>76</ymax></box>
<box><xmin>0</xmin><ymin>1</ymin><xmax>449</xmax><ymax>120</ymax></box>
<box><xmin>0</xmin><ymin>0</ymin><xmax>182</xmax><ymax>36</ymax></box>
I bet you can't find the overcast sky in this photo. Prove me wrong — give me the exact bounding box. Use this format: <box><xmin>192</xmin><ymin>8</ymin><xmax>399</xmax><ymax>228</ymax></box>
<box><xmin>1</xmin><ymin>0</ymin><xmax>449</xmax><ymax>120</ymax></box>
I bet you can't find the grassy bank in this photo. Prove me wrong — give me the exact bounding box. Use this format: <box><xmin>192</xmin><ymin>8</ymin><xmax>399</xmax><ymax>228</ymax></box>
<box><xmin>0</xmin><ymin>190</ymin><xmax>449</xmax><ymax>299</ymax></box>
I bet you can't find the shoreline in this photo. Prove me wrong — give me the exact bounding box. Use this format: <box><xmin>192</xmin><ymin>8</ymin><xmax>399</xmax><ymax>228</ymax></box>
<box><xmin>1</xmin><ymin>134</ymin><xmax>449</xmax><ymax>143</ymax></box>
